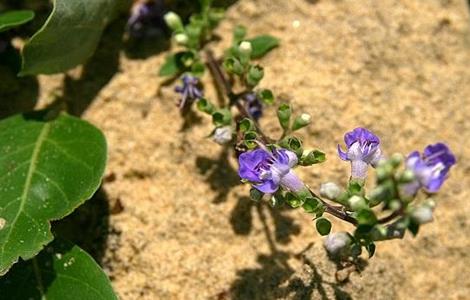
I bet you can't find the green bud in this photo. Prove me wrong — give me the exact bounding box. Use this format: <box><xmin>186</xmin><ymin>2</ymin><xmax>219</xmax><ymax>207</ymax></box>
<box><xmin>292</xmin><ymin>113</ymin><xmax>311</xmax><ymax>131</ymax></box>
<box><xmin>239</xmin><ymin>118</ymin><xmax>255</xmax><ymax>132</ymax></box>
<box><xmin>348</xmin><ymin>195</ymin><xmax>367</xmax><ymax>211</ymax></box>
<box><xmin>277</xmin><ymin>104</ymin><xmax>291</xmax><ymax>130</ymax></box>
<box><xmin>390</xmin><ymin>153</ymin><xmax>403</xmax><ymax>167</ymax></box>
<box><xmin>233</xmin><ymin>25</ymin><xmax>247</xmax><ymax>43</ymax></box>
<box><xmin>279</xmin><ymin>136</ymin><xmax>303</xmax><ymax>156</ymax></box>
<box><xmin>212</xmin><ymin>109</ymin><xmax>232</xmax><ymax>126</ymax></box>
<box><xmin>246</xmin><ymin>65</ymin><xmax>264</xmax><ymax>86</ymax></box>
<box><xmin>389</xmin><ymin>199</ymin><xmax>401</xmax><ymax>211</ymax></box>
<box><xmin>400</xmin><ymin>169</ymin><xmax>415</xmax><ymax>183</ymax></box>
<box><xmin>250</xmin><ymin>188</ymin><xmax>263</xmax><ymax>202</ymax></box>
<box><xmin>355</xmin><ymin>209</ymin><xmax>378</xmax><ymax>225</ymax></box>
<box><xmin>223</xmin><ymin>57</ymin><xmax>244</xmax><ymax>75</ymax></box>
<box><xmin>196</xmin><ymin>98</ymin><xmax>215</xmax><ymax>114</ymax></box>
<box><xmin>257</xmin><ymin>89</ymin><xmax>274</xmax><ymax>105</ymax></box>
<box><xmin>164</xmin><ymin>12</ymin><xmax>183</xmax><ymax>31</ymax></box>
<box><xmin>208</xmin><ymin>8</ymin><xmax>225</xmax><ymax>26</ymax></box>
<box><xmin>244</xmin><ymin>131</ymin><xmax>258</xmax><ymax>149</ymax></box>
<box><xmin>285</xmin><ymin>192</ymin><xmax>304</xmax><ymax>208</ymax></box>
<box><xmin>300</xmin><ymin>149</ymin><xmax>326</xmax><ymax>165</ymax></box>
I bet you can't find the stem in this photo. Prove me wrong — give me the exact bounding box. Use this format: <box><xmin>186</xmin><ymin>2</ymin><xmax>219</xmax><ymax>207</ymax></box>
<box><xmin>205</xmin><ymin>49</ymin><xmax>272</xmax><ymax>143</ymax></box>
<box><xmin>307</xmin><ymin>187</ymin><xmax>357</xmax><ymax>226</ymax></box>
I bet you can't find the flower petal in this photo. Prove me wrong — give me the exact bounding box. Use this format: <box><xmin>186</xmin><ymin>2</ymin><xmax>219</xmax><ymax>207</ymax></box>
<box><xmin>254</xmin><ymin>180</ymin><xmax>279</xmax><ymax>193</ymax></box>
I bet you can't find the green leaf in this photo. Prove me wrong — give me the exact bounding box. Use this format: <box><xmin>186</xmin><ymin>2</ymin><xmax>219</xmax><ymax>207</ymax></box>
<box><xmin>365</xmin><ymin>242</ymin><xmax>376</xmax><ymax>258</ymax></box>
<box><xmin>0</xmin><ymin>10</ymin><xmax>35</xmax><ymax>33</ymax></box>
<box><xmin>196</xmin><ymin>98</ymin><xmax>215</xmax><ymax>115</ymax></box>
<box><xmin>316</xmin><ymin>218</ymin><xmax>332</xmax><ymax>236</ymax></box>
<box><xmin>249</xmin><ymin>188</ymin><xmax>263</xmax><ymax>202</ymax></box>
<box><xmin>20</xmin><ymin>0</ymin><xmax>118</xmax><ymax>75</ymax></box>
<box><xmin>0</xmin><ymin>239</ymin><xmax>117</xmax><ymax>299</ymax></box>
<box><xmin>285</xmin><ymin>192</ymin><xmax>303</xmax><ymax>208</ymax></box>
<box><xmin>212</xmin><ymin>109</ymin><xmax>232</xmax><ymax>126</ymax></box>
<box><xmin>159</xmin><ymin>54</ymin><xmax>183</xmax><ymax>77</ymax></box>
<box><xmin>0</xmin><ymin>111</ymin><xmax>107</xmax><ymax>275</ymax></box>
<box><xmin>248</xmin><ymin>35</ymin><xmax>279</xmax><ymax>59</ymax></box>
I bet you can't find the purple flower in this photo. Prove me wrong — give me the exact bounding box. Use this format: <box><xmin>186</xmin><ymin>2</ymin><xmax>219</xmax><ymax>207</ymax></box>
<box><xmin>243</xmin><ymin>93</ymin><xmax>263</xmax><ymax>121</ymax></box>
<box><xmin>238</xmin><ymin>147</ymin><xmax>305</xmax><ymax>194</ymax></box>
<box><xmin>337</xmin><ymin>127</ymin><xmax>383</xmax><ymax>180</ymax></box>
<box><xmin>127</xmin><ymin>0</ymin><xmax>165</xmax><ymax>38</ymax></box>
<box><xmin>404</xmin><ymin>143</ymin><xmax>456</xmax><ymax>195</ymax></box>
<box><xmin>175</xmin><ymin>75</ymin><xmax>204</xmax><ymax>109</ymax></box>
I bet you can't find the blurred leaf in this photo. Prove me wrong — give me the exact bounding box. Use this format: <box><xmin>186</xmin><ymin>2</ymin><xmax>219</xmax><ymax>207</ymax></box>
<box><xmin>20</xmin><ymin>0</ymin><xmax>119</xmax><ymax>75</ymax></box>
<box><xmin>0</xmin><ymin>111</ymin><xmax>107</xmax><ymax>275</ymax></box>
<box><xmin>0</xmin><ymin>239</ymin><xmax>117</xmax><ymax>299</ymax></box>
<box><xmin>159</xmin><ymin>54</ymin><xmax>182</xmax><ymax>77</ymax></box>
<box><xmin>0</xmin><ymin>10</ymin><xmax>34</xmax><ymax>33</ymax></box>
<box><xmin>248</xmin><ymin>35</ymin><xmax>279</xmax><ymax>59</ymax></box>
<box><xmin>316</xmin><ymin>218</ymin><xmax>331</xmax><ymax>236</ymax></box>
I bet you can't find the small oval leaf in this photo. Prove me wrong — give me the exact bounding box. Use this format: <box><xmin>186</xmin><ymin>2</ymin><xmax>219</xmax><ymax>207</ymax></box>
<box><xmin>248</xmin><ymin>35</ymin><xmax>279</xmax><ymax>59</ymax></box>
<box><xmin>0</xmin><ymin>239</ymin><xmax>117</xmax><ymax>299</ymax></box>
<box><xmin>0</xmin><ymin>10</ymin><xmax>35</xmax><ymax>33</ymax></box>
<box><xmin>0</xmin><ymin>111</ymin><xmax>107</xmax><ymax>275</ymax></box>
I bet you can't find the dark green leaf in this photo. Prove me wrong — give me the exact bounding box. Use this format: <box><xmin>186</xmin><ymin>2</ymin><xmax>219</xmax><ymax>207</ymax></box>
<box><xmin>408</xmin><ymin>220</ymin><xmax>420</xmax><ymax>236</ymax></box>
<box><xmin>0</xmin><ymin>10</ymin><xmax>35</xmax><ymax>33</ymax></box>
<box><xmin>0</xmin><ymin>239</ymin><xmax>117</xmax><ymax>299</ymax></box>
<box><xmin>159</xmin><ymin>54</ymin><xmax>183</xmax><ymax>77</ymax></box>
<box><xmin>239</xmin><ymin>118</ymin><xmax>254</xmax><ymax>133</ymax></box>
<box><xmin>0</xmin><ymin>111</ymin><xmax>107</xmax><ymax>274</ymax></box>
<box><xmin>248</xmin><ymin>35</ymin><xmax>279</xmax><ymax>59</ymax></box>
<box><xmin>316</xmin><ymin>218</ymin><xmax>332</xmax><ymax>236</ymax></box>
<box><xmin>20</xmin><ymin>0</ymin><xmax>119</xmax><ymax>75</ymax></box>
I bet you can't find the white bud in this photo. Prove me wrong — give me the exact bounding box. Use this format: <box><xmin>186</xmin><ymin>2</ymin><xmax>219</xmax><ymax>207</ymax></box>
<box><xmin>320</xmin><ymin>182</ymin><xmax>341</xmax><ymax>200</ymax></box>
<box><xmin>213</xmin><ymin>126</ymin><xmax>233</xmax><ymax>145</ymax></box>
<box><xmin>239</xmin><ymin>41</ymin><xmax>252</xmax><ymax>55</ymax></box>
<box><xmin>348</xmin><ymin>195</ymin><xmax>366</xmax><ymax>211</ymax></box>
<box><xmin>300</xmin><ymin>113</ymin><xmax>311</xmax><ymax>123</ymax></box>
<box><xmin>164</xmin><ymin>12</ymin><xmax>182</xmax><ymax>30</ymax></box>
<box><xmin>324</xmin><ymin>232</ymin><xmax>352</xmax><ymax>256</ymax></box>
<box><xmin>411</xmin><ymin>206</ymin><xmax>433</xmax><ymax>224</ymax></box>
<box><xmin>174</xmin><ymin>33</ymin><xmax>188</xmax><ymax>45</ymax></box>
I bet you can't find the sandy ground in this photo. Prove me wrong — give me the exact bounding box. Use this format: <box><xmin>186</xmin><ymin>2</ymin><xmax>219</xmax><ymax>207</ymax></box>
<box><xmin>34</xmin><ymin>0</ymin><xmax>470</xmax><ymax>299</ymax></box>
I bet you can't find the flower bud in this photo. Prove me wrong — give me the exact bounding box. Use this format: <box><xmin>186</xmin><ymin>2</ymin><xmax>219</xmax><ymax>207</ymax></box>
<box><xmin>212</xmin><ymin>126</ymin><xmax>233</xmax><ymax>145</ymax></box>
<box><xmin>246</xmin><ymin>65</ymin><xmax>264</xmax><ymax>86</ymax></box>
<box><xmin>174</xmin><ymin>33</ymin><xmax>188</xmax><ymax>45</ymax></box>
<box><xmin>411</xmin><ymin>206</ymin><xmax>433</xmax><ymax>224</ymax></box>
<box><xmin>324</xmin><ymin>232</ymin><xmax>352</xmax><ymax>257</ymax></box>
<box><xmin>164</xmin><ymin>12</ymin><xmax>183</xmax><ymax>31</ymax></box>
<box><xmin>348</xmin><ymin>195</ymin><xmax>367</xmax><ymax>211</ymax></box>
<box><xmin>320</xmin><ymin>182</ymin><xmax>341</xmax><ymax>200</ymax></box>
<box><xmin>239</xmin><ymin>41</ymin><xmax>252</xmax><ymax>56</ymax></box>
<box><xmin>292</xmin><ymin>113</ymin><xmax>311</xmax><ymax>131</ymax></box>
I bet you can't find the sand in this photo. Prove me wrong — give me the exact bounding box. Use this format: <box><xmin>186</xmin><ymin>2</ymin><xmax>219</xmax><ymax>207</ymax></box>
<box><xmin>35</xmin><ymin>0</ymin><xmax>470</xmax><ymax>299</ymax></box>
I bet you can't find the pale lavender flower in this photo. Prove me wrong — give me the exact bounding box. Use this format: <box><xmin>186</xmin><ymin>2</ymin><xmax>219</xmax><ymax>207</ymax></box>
<box><xmin>338</xmin><ymin>127</ymin><xmax>383</xmax><ymax>180</ymax></box>
<box><xmin>403</xmin><ymin>143</ymin><xmax>456</xmax><ymax>195</ymax></box>
<box><xmin>238</xmin><ymin>147</ymin><xmax>304</xmax><ymax>194</ymax></box>
<box><xmin>175</xmin><ymin>75</ymin><xmax>203</xmax><ymax>110</ymax></box>
<box><xmin>243</xmin><ymin>93</ymin><xmax>263</xmax><ymax>121</ymax></box>
<box><xmin>127</xmin><ymin>0</ymin><xmax>165</xmax><ymax>38</ymax></box>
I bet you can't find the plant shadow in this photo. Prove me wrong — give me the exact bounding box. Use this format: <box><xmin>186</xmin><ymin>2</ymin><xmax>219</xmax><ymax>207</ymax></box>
<box><xmin>51</xmin><ymin>187</ymin><xmax>111</xmax><ymax>265</ymax></box>
<box><xmin>58</xmin><ymin>17</ymin><xmax>126</xmax><ymax>117</ymax></box>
